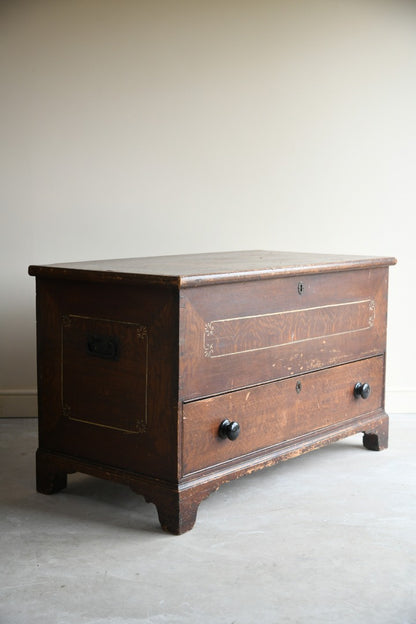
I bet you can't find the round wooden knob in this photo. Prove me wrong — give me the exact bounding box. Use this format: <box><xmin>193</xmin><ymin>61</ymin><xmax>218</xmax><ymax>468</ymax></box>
<box><xmin>218</xmin><ymin>419</ymin><xmax>240</xmax><ymax>441</ymax></box>
<box><xmin>354</xmin><ymin>382</ymin><xmax>371</xmax><ymax>399</ymax></box>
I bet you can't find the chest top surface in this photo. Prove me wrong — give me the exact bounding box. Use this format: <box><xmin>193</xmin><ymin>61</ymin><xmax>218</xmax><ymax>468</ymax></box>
<box><xmin>28</xmin><ymin>250</ymin><xmax>396</xmax><ymax>287</ymax></box>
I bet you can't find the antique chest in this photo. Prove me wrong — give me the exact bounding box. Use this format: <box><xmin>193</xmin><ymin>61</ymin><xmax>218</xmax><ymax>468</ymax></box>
<box><xmin>29</xmin><ymin>250</ymin><xmax>396</xmax><ymax>534</ymax></box>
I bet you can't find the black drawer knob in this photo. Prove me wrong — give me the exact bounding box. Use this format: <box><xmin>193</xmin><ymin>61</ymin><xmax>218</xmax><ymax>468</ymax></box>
<box><xmin>354</xmin><ymin>382</ymin><xmax>371</xmax><ymax>399</ymax></box>
<box><xmin>218</xmin><ymin>419</ymin><xmax>240</xmax><ymax>441</ymax></box>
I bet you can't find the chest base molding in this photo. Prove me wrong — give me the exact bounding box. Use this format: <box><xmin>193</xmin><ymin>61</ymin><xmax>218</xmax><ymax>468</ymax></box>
<box><xmin>36</xmin><ymin>409</ymin><xmax>388</xmax><ymax>535</ymax></box>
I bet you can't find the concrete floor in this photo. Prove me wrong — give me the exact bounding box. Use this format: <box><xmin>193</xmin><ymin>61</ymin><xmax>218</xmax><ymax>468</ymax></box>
<box><xmin>0</xmin><ymin>415</ymin><xmax>415</xmax><ymax>624</ymax></box>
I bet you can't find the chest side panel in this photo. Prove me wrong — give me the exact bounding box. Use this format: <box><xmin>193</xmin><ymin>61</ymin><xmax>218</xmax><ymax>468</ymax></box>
<box><xmin>179</xmin><ymin>268</ymin><xmax>388</xmax><ymax>400</ymax></box>
<box><xmin>35</xmin><ymin>278</ymin><xmax>179</xmax><ymax>479</ymax></box>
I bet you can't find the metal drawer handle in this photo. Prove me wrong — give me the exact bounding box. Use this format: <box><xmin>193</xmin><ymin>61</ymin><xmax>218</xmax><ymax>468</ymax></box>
<box><xmin>354</xmin><ymin>382</ymin><xmax>371</xmax><ymax>399</ymax></box>
<box><xmin>218</xmin><ymin>419</ymin><xmax>240</xmax><ymax>441</ymax></box>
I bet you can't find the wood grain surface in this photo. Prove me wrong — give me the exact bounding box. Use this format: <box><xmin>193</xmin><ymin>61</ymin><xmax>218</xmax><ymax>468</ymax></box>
<box><xmin>182</xmin><ymin>356</ymin><xmax>384</xmax><ymax>475</ymax></box>
<box><xmin>31</xmin><ymin>250</ymin><xmax>395</xmax><ymax>533</ymax></box>
<box><xmin>29</xmin><ymin>250</ymin><xmax>396</xmax><ymax>287</ymax></box>
<box><xmin>179</xmin><ymin>267</ymin><xmax>389</xmax><ymax>399</ymax></box>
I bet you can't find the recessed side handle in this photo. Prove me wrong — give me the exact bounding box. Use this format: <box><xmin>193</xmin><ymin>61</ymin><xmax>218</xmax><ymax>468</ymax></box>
<box><xmin>87</xmin><ymin>334</ymin><xmax>119</xmax><ymax>360</ymax></box>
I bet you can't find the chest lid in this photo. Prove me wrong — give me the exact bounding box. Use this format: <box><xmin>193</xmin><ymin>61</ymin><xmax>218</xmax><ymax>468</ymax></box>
<box><xmin>28</xmin><ymin>250</ymin><xmax>396</xmax><ymax>288</ymax></box>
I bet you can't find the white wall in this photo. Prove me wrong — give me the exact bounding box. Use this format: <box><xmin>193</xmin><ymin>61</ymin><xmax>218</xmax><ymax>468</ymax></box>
<box><xmin>1</xmin><ymin>0</ymin><xmax>415</xmax><ymax>416</ymax></box>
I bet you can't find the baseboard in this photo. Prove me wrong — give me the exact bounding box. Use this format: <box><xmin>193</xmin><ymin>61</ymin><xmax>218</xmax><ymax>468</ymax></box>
<box><xmin>0</xmin><ymin>390</ymin><xmax>38</xmax><ymax>418</ymax></box>
<box><xmin>0</xmin><ymin>388</ymin><xmax>414</xmax><ymax>419</ymax></box>
<box><xmin>385</xmin><ymin>388</ymin><xmax>416</xmax><ymax>415</ymax></box>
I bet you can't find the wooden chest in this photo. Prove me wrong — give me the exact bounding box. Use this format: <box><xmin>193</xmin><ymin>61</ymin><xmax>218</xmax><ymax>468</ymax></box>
<box><xmin>29</xmin><ymin>250</ymin><xmax>396</xmax><ymax>534</ymax></box>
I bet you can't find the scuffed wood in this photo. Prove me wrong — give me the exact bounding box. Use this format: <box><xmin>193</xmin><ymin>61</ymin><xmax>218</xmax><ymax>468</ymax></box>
<box><xmin>31</xmin><ymin>251</ymin><xmax>394</xmax><ymax>534</ymax></box>
<box><xmin>180</xmin><ymin>268</ymin><xmax>389</xmax><ymax>400</ymax></box>
<box><xmin>182</xmin><ymin>357</ymin><xmax>384</xmax><ymax>475</ymax></box>
<box><xmin>29</xmin><ymin>250</ymin><xmax>396</xmax><ymax>288</ymax></box>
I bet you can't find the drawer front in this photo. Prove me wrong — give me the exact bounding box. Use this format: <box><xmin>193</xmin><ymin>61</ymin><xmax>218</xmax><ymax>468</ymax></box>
<box><xmin>182</xmin><ymin>356</ymin><xmax>384</xmax><ymax>475</ymax></box>
<box><xmin>180</xmin><ymin>268</ymin><xmax>388</xmax><ymax>400</ymax></box>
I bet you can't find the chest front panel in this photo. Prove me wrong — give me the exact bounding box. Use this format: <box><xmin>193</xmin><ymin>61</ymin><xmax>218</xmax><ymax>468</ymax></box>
<box><xmin>179</xmin><ymin>268</ymin><xmax>388</xmax><ymax>401</ymax></box>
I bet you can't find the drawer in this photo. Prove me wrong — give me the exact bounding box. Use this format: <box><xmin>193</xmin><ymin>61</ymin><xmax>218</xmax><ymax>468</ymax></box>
<box><xmin>180</xmin><ymin>268</ymin><xmax>388</xmax><ymax>399</ymax></box>
<box><xmin>182</xmin><ymin>356</ymin><xmax>384</xmax><ymax>475</ymax></box>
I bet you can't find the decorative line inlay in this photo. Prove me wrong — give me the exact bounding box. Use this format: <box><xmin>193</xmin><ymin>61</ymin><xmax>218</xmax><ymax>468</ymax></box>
<box><xmin>203</xmin><ymin>299</ymin><xmax>376</xmax><ymax>359</ymax></box>
<box><xmin>61</xmin><ymin>314</ymin><xmax>149</xmax><ymax>434</ymax></box>
<box><xmin>369</xmin><ymin>300</ymin><xmax>376</xmax><ymax>327</ymax></box>
<box><xmin>62</xmin><ymin>315</ymin><xmax>72</xmax><ymax>328</ymax></box>
<box><xmin>137</xmin><ymin>325</ymin><xmax>148</xmax><ymax>340</ymax></box>
<box><xmin>135</xmin><ymin>420</ymin><xmax>147</xmax><ymax>433</ymax></box>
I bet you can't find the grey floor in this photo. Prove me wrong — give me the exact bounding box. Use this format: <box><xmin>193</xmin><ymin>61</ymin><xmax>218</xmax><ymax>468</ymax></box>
<box><xmin>0</xmin><ymin>415</ymin><xmax>415</xmax><ymax>624</ymax></box>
